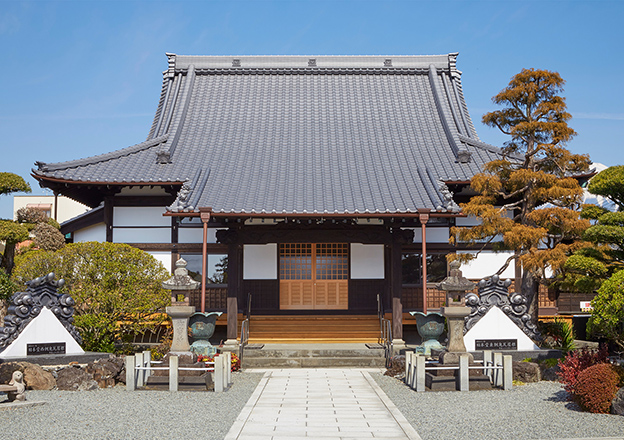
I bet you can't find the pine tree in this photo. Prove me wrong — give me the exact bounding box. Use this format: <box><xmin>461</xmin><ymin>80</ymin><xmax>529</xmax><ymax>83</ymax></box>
<box><xmin>451</xmin><ymin>69</ymin><xmax>591</xmax><ymax>322</ymax></box>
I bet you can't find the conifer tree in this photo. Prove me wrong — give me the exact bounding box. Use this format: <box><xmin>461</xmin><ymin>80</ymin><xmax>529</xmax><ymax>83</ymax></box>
<box><xmin>451</xmin><ymin>69</ymin><xmax>591</xmax><ymax>322</ymax></box>
<box><xmin>0</xmin><ymin>173</ymin><xmax>31</xmax><ymax>275</ymax></box>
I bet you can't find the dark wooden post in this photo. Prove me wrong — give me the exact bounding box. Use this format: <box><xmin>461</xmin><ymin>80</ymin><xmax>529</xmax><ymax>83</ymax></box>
<box><xmin>104</xmin><ymin>196</ymin><xmax>114</xmax><ymax>242</ymax></box>
<box><xmin>390</xmin><ymin>228</ymin><xmax>403</xmax><ymax>342</ymax></box>
<box><xmin>419</xmin><ymin>210</ymin><xmax>430</xmax><ymax>313</ymax></box>
<box><xmin>226</xmin><ymin>241</ymin><xmax>240</xmax><ymax>342</ymax></box>
<box><xmin>199</xmin><ymin>208</ymin><xmax>212</xmax><ymax>313</ymax></box>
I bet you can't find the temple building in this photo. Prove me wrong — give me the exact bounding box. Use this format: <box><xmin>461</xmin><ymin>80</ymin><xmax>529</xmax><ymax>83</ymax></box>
<box><xmin>33</xmin><ymin>53</ymin><xmax>527</xmax><ymax>344</ymax></box>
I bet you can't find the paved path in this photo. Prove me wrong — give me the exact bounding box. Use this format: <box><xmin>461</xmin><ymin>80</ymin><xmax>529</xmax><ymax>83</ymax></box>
<box><xmin>225</xmin><ymin>368</ymin><xmax>421</xmax><ymax>440</ymax></box>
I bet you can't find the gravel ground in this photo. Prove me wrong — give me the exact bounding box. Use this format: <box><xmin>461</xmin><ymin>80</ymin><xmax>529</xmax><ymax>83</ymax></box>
<box><xmin>3</xmin><ymin>370</ymin><xmax>623</xmax><ymax>440</ymax></box>
<box><xmin>0</xmin><ymin>371</ymin><xmax>263</xmax><ymax>440</ymax></box>
<box><xmin>373</xmin><ymin>374</ymin><xmax>624</xmax><ymax>440</ymax></box>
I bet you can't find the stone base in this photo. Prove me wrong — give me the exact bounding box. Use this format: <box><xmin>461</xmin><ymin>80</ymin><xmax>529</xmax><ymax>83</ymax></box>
<box><xmin>439</xmin><ymin>351</ymin><xmax>474</xmax><ymax>365</ymax></box>
<box><xmin>145</xmin><ymin>374</ymin><xmax>213</xmax><ymax>391</ymax></box>
<box><xmin>0</xmin><ymin>399</ymin><xmax>46</xmax><ymax>410</ymax></box>
<box><xmin>425</xmin><ymin>372</ymin><xmax>492</xmax><ymax>391</ymax></box>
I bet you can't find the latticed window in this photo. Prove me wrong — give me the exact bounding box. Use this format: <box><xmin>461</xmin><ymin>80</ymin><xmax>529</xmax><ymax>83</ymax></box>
<box><xmin>279</xmin><ymin>243</ymin><xmax>349</xmax><ymax>310</ymax></box>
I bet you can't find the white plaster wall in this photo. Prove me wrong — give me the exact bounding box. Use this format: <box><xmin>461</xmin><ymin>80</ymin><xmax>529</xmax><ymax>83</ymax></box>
<box><xmin>243</xmin><ymin>244</ymin><xmax>277</xmax><ymax>279</ymax></box>
<box><xmin>350</xmin><ymin>244</ymin><xmax>385</xmax><ymax>279</ymax></box>
<box><xmin>13</xmin><ymin>195</ymin><xmax>89</xmax><ymax>223</ymax></box>
<box><xmin>0</xmin><ymin>308</ymin><xmax>84</xmax><ymax>357</ymax></box>
<box><xmin>464</xmin><ymin>307</ymin><xmax>539</xmax><ymax>351</ymax></box>
<box><xmin>113</xmin><ymin>228</ymin><xmax>170</xmax><ymax>243</ymax></box>
<box><xmin>411</xmin><ymin>227</ymin><xmax>450</xmax><ymax>243</ymax></box>
<box><xmin>455</xmin><ymin>215</ymin><xmax>480</xmax><ymax>227</ymax></box>
<box><xmin>178</xmin><ymin>228</ymin><xmax>217</xmax><ymax>244</ymax></box>
<box><xmin>113</xmin><ymin>207</ymin><xmax>170</xmax><ymax>227</ymax></box>
<box><xmin>148</xmin><ymin>251</ymin><xmax>172</xmax><ymax>272</ymax></box>
<box><xmin>73</xmin><ymin>223</ymin><xmax>106</xmax><ymax>243</ymax></box>
<box><xmin>457</xmin><ymin>251</ymin><xmax>515</xmax><ymax>279</ymax></box>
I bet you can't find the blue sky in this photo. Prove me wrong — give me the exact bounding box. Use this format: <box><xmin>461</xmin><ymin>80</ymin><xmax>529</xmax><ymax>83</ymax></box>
<box><xmin>1</xmin><ymin>0</ymin><xmax>623</xmax><ymax>219</ymax></box>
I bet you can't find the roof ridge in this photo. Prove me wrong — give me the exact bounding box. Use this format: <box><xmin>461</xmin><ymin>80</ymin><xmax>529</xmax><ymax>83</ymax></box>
<box><xmin>34</xmin><ymin>134</ymin><xmax>169</xmax><ymax>172</ymax></box>
<box><xmin>168</xmin><ymin>53</ymin><xmax>460</xmax><ymax>72</ymax></box>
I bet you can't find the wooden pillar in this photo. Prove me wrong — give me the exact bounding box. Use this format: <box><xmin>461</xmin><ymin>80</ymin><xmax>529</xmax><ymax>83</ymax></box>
<box><xmin>104</xmin><ymin>196</ymin><xmax>114</xmax><ymax>242</ymax></box>
<box><xmin>419</xmin><ymin>210</ymin><xmax>430</xmax><ymax>313</ymax></box>
<box><xmin>390</xmin><ymin>228</ymin><xmax>403</xmax><ymax>341</ymax></box>
<box><xmin>226</xmin><ymin>241</ymin><xmax>240</xmax><ymax>341</ymax></box>
<box><xmin>199</xmin><ymin>208</ymin><xmax>212</xmax><ymax>313</ymax></box>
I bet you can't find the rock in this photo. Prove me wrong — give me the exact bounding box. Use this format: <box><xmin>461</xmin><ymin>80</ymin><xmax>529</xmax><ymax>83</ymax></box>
<box><xmin>85</xmin><ymin>356</ymin><xmax>125</xmax><ymax>388</ymax></box>
<box><xmin>612</xmin><ymin>387</ymin><xmax>624</xmax><ymax>416</ymax></box>
<box><xmin>0</xmin><ymin>362</ymin><xmax>56</xmax><ymax>390</ymax></box>
<box><xmin>513</xmin><ymin>361</ymin><xmax>541</xmax><ymax>383</ymax></box>
<box><xmin>384</xmin><ymin>355</ymin><xmax>405</xmax><ymax>378</ymax></box>
<box><xmin>153</xmin><ymin>353</ymin><xmax>201</xmax><ymax>377</ymax></box>
<box><xmin>56</xmin><ymin>365</ymin><xmax>98</xmax><ymax>391</ymax></box>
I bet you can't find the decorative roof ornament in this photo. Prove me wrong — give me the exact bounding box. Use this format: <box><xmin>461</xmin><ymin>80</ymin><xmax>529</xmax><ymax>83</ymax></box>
<box><xmin>464</xmin><ymin>274</ymin><xmax>541</xmax><ymax>340</ymax></box>
<box><xmin>308</xmin><ymin>58</ymin><xmax>317</xmax><ymax>67</ymax></box>
<box><xmin>232</xmin><ymin>59</ymin><xmax>241</xmax><ymax>67</ymax></box>
<box><xmin>34</xmin><ymin>161</ymin><xmax>48</xmax><ymax>172</ymax></box>
<box><xmin>384</xmin><ymin>59</ymin><xmax>392</xmax><ymax>67</ymax></box>
<box><xmin>156</xmin><ymin>150</ymin><xmax>171</xmax><ymax>164</ymax></box>
<box><xmin>0</xmin><ymin>273</ymin><xmax>82</xmax><ymax>350</ymax></box>
<box><xmin>165</xmin><ymin>53</ymin><xmax>176</xmax><ymax>78</ymax></box>
<box><xmin>456</xmin><ymin>149</ymin><xmax>472</xmax><ymax>164</ymax></box>
<box><xmin>438</xmin><ymin>180</ymin><xmax>460</xmax><ymax>212</ymax></box>
<box><xmin>166</xmin><ymin>179</ymin><xmax>194</xmax><ymax>213</ymax></box>
<box><xmin>449</xmin><ymin>52</ymin><xmax>462</xmax><ymax>79</ymax></box>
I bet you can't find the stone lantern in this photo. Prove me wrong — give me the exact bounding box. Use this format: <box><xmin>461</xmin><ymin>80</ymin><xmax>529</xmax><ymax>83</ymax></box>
<box><xmin>438</xmin><ymin>260</ymin><xmax>475</xmax><ymax>364</ymax></box>
<box><xmin>162</xmin><ymin>259</ymin><xmax>199</xmax><ymax>354</ymax></box>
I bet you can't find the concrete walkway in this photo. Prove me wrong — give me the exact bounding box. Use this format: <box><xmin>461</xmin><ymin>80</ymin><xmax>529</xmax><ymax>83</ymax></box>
<box><xmin>224</xmin><ymin>368</ymin><xmax>422</xmax><ymax>440</ymax></box>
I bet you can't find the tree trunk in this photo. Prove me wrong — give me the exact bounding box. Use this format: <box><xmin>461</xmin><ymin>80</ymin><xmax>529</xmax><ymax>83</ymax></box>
<box><xmin>0</xmin><ymin>241</ymin><xmax>16</xmax><ymax>276</ymax></box>
<box><xmin>520</xmin><ymin>270</ymin><xmax>540</xmax><ymax>327</ymax></box>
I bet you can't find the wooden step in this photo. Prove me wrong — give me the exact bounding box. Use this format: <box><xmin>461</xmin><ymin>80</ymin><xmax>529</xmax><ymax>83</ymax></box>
<box><xmin>241</xmin><ymin>315</ymin><xmax>381</xmax><ymax>342</ymax></box>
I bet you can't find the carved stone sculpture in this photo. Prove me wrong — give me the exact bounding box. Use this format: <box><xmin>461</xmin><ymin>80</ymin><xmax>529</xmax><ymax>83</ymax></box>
<box><xmin>8</xmin><ymin>371</ymin><xmax>26</xmax><ymax>402</ymax></box>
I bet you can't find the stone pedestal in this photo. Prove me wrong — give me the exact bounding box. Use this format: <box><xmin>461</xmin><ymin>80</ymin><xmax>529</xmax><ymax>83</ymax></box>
<box><xmin>166</xmin><ymin>305</ymin><xmax>196</xmax><ymax>353</ymax></box>
<box><xmin>439</xmin><ymin>306</ymin><xmax>473</xmax><ymax>364</ymax></box>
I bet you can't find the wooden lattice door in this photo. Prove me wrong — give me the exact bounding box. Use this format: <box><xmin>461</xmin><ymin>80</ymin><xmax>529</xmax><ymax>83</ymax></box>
<box><xmin>279</xmin><ymin>243</ymin><xmax>348</xmax><ymax>310</ymax></box>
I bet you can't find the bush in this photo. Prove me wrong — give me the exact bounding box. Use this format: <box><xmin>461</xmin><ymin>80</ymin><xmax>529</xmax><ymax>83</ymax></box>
<box><xmin>538</xmin><ymin>318</ymin><xmax>576</xmax><ymax>352</ymax></box>
<box><xmin>0</xmin><ymin>270</ymin><xmax>17</xmax><ymax>302</ymax></box>
<box><xmin>16</xmin><ymin>207</ymin><xmax>48</xmax><ymax>225</ymax></box>
<box><xmin>32</xmin><ymin>223</ymin><xmax>65</xmax><ymax>251</ymax></box>
<box><xmin>588</xmin><ymin>269</ymin><xmax>624</xmax><ymax>350</ymax></box>
<box><xmin>573</xmin><ymin>363</ymin><xmax>620</xmax><ymax>413</ymax></box>
<box><xmin>557</xmin><ymin>345</ymin><xmax>609</xmax><ymax>394</ymax></box>
<box><xmin>12</xmin><ymin>242</ymin><xmax>170</xmax><ymax>352</ymax></box>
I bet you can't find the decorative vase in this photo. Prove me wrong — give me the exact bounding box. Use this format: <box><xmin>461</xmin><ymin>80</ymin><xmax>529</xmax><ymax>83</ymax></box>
<box><xmin>189</xmin><ymin>312</ymin><xmax>223</xmax><ymax>356</ymax></box>
<box><xmin>410</xmin><ymin>311</ymin><xmax>445</xmax><ymax>355</ymax></box>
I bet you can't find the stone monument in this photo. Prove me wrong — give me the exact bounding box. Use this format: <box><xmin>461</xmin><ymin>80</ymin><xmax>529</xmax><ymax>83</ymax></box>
<box><xmin>162</xmin><ymin>259</ymin><xmax>199</xmax><ymax>356</ymax></box>
<box><xmin>438</xmin><ymin>261</ymin><xmax>475</xmax><ymax>364</ymax></box>
<box><xmin>0</xmin><ymin>273</ymin><xmax>83</xmax><ymax>358</ymax></box>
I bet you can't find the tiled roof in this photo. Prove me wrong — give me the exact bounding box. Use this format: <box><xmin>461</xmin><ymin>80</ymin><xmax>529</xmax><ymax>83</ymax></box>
<box><xmin>34</xmin><ymin>53</ymin><xmax>504</xmax><ymax>214</ymax></box>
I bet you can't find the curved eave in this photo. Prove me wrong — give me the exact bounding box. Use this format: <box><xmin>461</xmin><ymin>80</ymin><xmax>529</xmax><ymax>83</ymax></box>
<box><xmin>32</xmin><ymin>172</ymin><xmax>185</xmax><ymax>187</ymax></box>
<box><xmin>164</xmin><ymin>210</ymin><xmax>465</xmax><ymax>219</ymax></box>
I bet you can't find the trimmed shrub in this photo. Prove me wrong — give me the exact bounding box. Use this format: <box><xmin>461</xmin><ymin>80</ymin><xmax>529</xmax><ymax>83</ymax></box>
<box><xmin>573</xmin><ymin>363</ymin><xmax>620</xmax><ymax>413</ymax></box>
<box><xmin>33</xmin><ymin>223</ymin><xmax>65</xmax><ymax>251</ymax></box>
<box><xmin>557</xmin><ymin>345</ymin><xmax>609</xmax><ymax>394</ymax></box>
<box><xmin>16</xmin><ymin>207</ymin><xmax>48</xmax><ymax>225</ymax></box>
<box><xmin>589</xmin><ymin>269</ymin><xmax>624</xmax><ymax>351</ymax></box>
<box><xmin>12</xmin><ymin>242</ymin><xmax>170</xmax><ymax>352</ymax></box>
